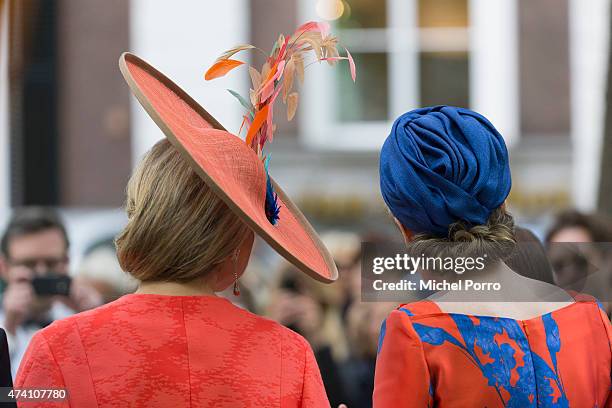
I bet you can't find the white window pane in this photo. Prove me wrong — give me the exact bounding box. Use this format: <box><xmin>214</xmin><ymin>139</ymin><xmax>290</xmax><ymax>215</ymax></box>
<box><xmin>419</xmin><ymin>51</ymin><xmax>469</xmax><ymax>107</ymax></box>
<box><xmin>337</xmin><ymin>52</ymin><xmax>389</xmax><ymax>122</ymax></box>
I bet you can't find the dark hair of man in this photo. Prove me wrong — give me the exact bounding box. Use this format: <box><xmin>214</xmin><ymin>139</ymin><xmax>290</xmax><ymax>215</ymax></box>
<box><xmin>0</xmin><ymin>207</ymin><xmax>69</xmax><ymax>257</ymax></box>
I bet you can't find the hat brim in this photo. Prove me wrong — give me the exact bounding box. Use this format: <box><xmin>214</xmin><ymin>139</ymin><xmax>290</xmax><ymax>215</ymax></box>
<box><xmin>119</xmin><ymin>53</ymin><xmax>338</xmax><ymax>283</ymax></box>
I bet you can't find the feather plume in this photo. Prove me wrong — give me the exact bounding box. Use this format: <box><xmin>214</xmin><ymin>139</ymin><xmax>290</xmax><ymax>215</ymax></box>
<box><xmin>205</xmin><ymin>21</ymin><xmax>356</xmax><ymax>224</ymax></box>
<box><xmin>216</xmin><ymin>44</ymin><xmax>256</xmax><ymax>62</ymax></box>
<box><xmin>204</xmin><ymin>59</ymin><xmax>244</xmax><ymax>80</ymax></box>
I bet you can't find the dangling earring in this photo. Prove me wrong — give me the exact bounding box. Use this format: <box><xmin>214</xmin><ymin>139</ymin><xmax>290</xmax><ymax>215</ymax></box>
<box><xmin>232</xmin><ymin>248</ymin><xmax>241</xmax><ymax>296</ymax></box>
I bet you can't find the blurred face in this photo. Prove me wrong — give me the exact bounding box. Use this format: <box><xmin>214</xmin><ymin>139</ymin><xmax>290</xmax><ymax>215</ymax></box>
<box><xmin>549</xmin><ymin>227</ymin><xmax>593</xmax><ymax>243</ymax></box>
<box><xmin>547</xmin><ymin>227</ymin><xmax>596</xmax><ymax>289</ymax></box>
<box><xmin>345</xmin><ymin>260</ymin><xmax>361</xmax><ymax>302</ymax></box>
<box><xmin>347</xmin><ymin>301</ymin><xmax>395</xmax><ymax>358</ymax></box>
<box><xmin>2</xmin><ymin>228</ymin><xmax>69</xmax><ymax>284</ymax></box>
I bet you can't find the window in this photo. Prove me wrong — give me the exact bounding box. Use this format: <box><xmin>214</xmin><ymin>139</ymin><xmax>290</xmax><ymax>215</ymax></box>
<box><xmin>418</xmin><ymin>0</ymin><xmax>469</xmax><ymax>107</ymax></box>
<box><xmin>299</xmin><ymin>0</ymin><xmax>518</xmax><ymax>150</ymax></box>
<box><xmin>420</xmin><ymin>52</ymin><xmax>469</xmax><ymax>107</ymax></box>
<box><xmin>335</xmin><ymin>0</ymin><xmax>389</xmax><ymax>123</ymax></box>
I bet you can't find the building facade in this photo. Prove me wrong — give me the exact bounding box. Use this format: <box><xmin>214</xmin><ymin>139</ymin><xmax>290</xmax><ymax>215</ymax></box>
<box><xmin>1</xmin><ymin>0</ymin><xmax>610</xmax><ymax>227</ymax></box>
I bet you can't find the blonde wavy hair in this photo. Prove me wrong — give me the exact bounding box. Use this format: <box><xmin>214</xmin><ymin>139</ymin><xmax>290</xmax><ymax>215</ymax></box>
<box><xmin>115</xmin><ymin>139</ymin><xmax>250</xmax><ymax>282</ymax></box>
<box><xmin>406</xmin><ymin>207</ymin><xmax>517</xmax><ymax>263</ymax></box>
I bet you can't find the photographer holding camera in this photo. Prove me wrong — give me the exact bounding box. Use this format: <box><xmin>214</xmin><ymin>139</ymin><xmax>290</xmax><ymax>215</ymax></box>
<box><xmin>0</xmin><ymin>208</ymin><xmax>103</xmax><ymax>375</ymax></box>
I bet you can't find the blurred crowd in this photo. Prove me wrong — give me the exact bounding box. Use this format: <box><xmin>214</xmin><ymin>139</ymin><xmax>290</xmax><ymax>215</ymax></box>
<box><xmin>0</xmin><ymin>206</ymin><xmax>611</xmax><ymax>406</ymax></box>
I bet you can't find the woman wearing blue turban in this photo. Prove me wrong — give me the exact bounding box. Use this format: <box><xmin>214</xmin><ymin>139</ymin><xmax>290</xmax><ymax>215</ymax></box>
<box><xmin>374</xmin><ymin>106</ymin><xmax>611</xmax><ymax>407</ymax></box>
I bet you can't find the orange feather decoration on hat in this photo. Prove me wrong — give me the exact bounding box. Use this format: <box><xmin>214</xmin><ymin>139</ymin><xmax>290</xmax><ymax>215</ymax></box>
<box><xmin>205</xmin><ymin>21</ymin><xmax>356</xmax><ymax>225</ymax></box>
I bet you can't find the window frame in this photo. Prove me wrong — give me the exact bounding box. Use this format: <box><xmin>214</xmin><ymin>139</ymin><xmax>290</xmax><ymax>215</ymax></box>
<box><xmin>297</xmin><ymin>0</ymin><xmax>519</xmax><ymax>150</ymax></box>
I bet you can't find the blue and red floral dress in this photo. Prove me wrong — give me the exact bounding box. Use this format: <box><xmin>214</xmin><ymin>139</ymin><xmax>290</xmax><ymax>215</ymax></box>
<box><xmin>374</xmin><ymin>299</ymin><xmax>611</xmax><ymax>407</ymax></box>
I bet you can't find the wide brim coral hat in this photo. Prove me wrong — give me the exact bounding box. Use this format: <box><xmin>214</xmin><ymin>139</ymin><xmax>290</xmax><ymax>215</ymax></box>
<box><xmin>119</xmin><ymin>52</ymin><xmax>337</xmax><ymax>283</ymax></box>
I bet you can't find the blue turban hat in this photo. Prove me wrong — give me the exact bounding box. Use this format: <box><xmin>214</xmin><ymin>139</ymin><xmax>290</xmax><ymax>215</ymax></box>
<box><xmin>379</xmin><ymin>106</ymin><xmax>511</xmax><ymax>236</ymax></box>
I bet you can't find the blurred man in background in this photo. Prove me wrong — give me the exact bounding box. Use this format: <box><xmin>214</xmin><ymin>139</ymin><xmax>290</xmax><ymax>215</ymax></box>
<box><xmin>0</xmin><ymin>207</ymin><xmax>103</xmax><ymax>375</ymax></box>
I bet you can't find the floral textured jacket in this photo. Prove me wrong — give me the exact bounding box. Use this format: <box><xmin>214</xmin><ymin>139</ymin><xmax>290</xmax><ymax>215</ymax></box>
<box><xmin>15</xmin><ymin>294</ymin><xmax>328</xmax><ymax>407</ymax></box>
<box><xmin>374</xmin><ymin>299</ymin><xmax>611</xmax><ymax>407</ymax></box>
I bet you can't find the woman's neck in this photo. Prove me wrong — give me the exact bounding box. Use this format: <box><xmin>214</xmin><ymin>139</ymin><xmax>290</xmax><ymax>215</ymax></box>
<box><xmin>135</xmin><ymin>280</ymin><xmax>216</xmax><ymax>296</ymax></box>
<box><xmin>427</xmin><ymin>261</ymin><xmax>574</xmax><ymax>305</ymax></box>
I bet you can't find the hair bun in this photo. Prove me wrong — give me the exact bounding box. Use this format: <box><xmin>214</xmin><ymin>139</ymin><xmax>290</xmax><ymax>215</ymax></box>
<box><xmin>407</xmin><ymin>208</ymin><xmax>517</xmax><ymax>266</ymax></box>
<box><xmin>446</xmin><ymin>209</ymin><xmax>516</xmax><ymax>245</ymax></box>
<box><xmin>449</xmin><ymin>226</ymin><xmax>477</xmax><ymax>242</ymax></box>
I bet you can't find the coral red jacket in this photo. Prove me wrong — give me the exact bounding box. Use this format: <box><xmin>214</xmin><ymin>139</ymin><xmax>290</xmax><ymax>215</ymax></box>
<box><xmin>16</xmin><ymin>294</ymin><xmax>329</xmax><ymax>407</ymax></box>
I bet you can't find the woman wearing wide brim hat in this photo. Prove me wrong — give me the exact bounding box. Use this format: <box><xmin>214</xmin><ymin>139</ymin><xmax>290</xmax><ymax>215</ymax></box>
<box><xmin>15</xmin><ymin>22</ymin><xmax>354</xmax><ymax>407</ymax></box>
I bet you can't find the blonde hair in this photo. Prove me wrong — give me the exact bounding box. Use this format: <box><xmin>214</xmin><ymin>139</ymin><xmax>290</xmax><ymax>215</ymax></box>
<box><xmin>115</xmin><ymin>139</ymin><xmax>249</xmax><ymax>282</ymax></box>
<box><xmin>407</xmin><ymin>207</ymin><xmax>517</xmax><ymax>263</ymax></box>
